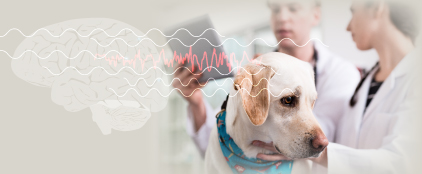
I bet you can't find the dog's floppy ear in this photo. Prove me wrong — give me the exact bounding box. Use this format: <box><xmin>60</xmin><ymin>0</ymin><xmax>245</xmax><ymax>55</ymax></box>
<box><xmin>234</xmin><ymin>63</ymin><xmax>275</xmax><ymax>126</ymax></box>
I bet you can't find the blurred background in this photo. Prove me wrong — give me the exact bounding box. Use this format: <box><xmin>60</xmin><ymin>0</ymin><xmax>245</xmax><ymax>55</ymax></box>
<box><xmin>0</xmin><ymin>0</ymin><xmax>412</xmax><ymax>173</ymax></box>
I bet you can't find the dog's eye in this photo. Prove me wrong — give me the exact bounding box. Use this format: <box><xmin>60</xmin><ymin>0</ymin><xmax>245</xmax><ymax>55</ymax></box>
<box><xmin>285</xmin><ymin>97</ymin><xmax>292</xmax><ymax>104</ymax></box>
<box><xmin>281</xmin><ymin>96</ymin><xmax>296</xmax><ymax>106</ymax></box>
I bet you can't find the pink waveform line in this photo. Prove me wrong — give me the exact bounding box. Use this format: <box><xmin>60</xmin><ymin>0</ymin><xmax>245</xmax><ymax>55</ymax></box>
<box><xmin>94</xmin><ymin>47</ymin><xmax>262</xmax><ymax>73</ymax></box>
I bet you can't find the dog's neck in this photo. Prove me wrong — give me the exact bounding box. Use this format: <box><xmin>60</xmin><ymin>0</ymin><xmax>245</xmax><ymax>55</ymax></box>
<box><xmin>225</xmin><ymin>88</ymin><xmax>274</xmax><ymax>158</ymax></box>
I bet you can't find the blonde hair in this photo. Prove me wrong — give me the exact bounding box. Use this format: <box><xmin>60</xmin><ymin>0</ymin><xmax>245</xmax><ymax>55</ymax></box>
<box><xmin>365</xmin><ymin>0</ymin><xmax>420</xmax><ymax>43</ymax></box>
<box><xmin>267</xmin><ymin>0</ymin><xmax>321</xmax><ymax>8</ymax></box>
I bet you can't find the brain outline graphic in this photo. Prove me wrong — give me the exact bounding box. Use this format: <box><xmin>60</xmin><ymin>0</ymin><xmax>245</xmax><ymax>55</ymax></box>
<box><xmin>11</xmin><ymin>18</ymin><xmax>169</xmax><ymax>134</ymax></box>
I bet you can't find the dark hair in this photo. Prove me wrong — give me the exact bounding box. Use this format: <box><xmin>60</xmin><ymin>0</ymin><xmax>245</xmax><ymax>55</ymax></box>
<box><xmin>349</xmin><ymin>62</ymin><xmax>379</xmax><ymax>107</ymax></box>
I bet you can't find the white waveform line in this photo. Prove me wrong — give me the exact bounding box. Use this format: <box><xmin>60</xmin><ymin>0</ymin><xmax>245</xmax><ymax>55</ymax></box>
<box><xmin>124</xmin><ymin>77</ymin><xmax>274</xmax><ymax>87</ymax></box>
<box><xmin>42</xmin><ymin>66</ymin><xmax>281</xmax><ymax>76</ymax></box>
<box><xmin>0</xmin><ymin>28</ymin><xmax>225</xmax><ymax>38</ymax></box>
<box><xmin>1</xmin><ymin>49</ymin><xmax>135</xmax><ymax>60</ymax></box>
<box><xmin>2</xmin><ymin>37</ymin><xmax>327</xmax><ymax>60</ymax></box>
<box><xmin>91</xmin><ymin>37</ymin><xmax>329</xmax><ymax>48</ymax></box>
<box><xmin>108</xmin><ymin>87</ymin><xmax>295</xmax><ymax>98</ymax></box>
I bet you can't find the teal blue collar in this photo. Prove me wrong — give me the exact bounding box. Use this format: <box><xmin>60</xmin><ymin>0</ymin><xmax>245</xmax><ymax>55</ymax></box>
<box><xmin>216</xmin><ymin>110</ymin><xmax>293</xmax><ymax>174</ymax></box>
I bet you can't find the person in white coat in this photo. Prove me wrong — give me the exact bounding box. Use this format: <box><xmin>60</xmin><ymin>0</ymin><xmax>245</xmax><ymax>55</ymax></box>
<box><xmin>172</xmin><ymin>0</ymin><xmax>361</xmax><ymax>157</ymax></box>
<box><xmin>253</xmin><ymin>0</ymin><xmax>422</xmax><ymax>173</ymax></box>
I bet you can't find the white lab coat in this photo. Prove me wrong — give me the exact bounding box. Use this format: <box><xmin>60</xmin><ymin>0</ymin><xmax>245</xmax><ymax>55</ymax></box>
<box><xmin>327</xmin><ymin>50</ymin><xmax>422</xmax><ymax>174</ymax></box>
<box><xmin>185</xmin><ymin>42</ymin><xmax>361</xmax><ymax>157</ymax></box>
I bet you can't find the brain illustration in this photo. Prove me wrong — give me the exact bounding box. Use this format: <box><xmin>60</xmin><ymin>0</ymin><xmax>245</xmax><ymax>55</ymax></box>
<box><xmin>11</xmin><ymin>18</ymin><xmax>169</xmax><ymax>134</ymax></box>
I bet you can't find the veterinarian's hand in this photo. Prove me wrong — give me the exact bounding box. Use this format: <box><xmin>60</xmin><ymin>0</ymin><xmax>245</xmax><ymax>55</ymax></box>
<box><xmin>252</xmin><ymin>141</ymin><xmax>292</xmax><ymax>161</ymax></box>
<box><xmin>172</xmin><ymin>63</ymin><xmax>207</xmax><ymax>132</ymax></box>
<box><xmin>253</xmin><ymin>140</ymin><xmax>328</xmax><ymax>167</ymax></box>
<box><xmin>172</xmin><ymin>63</ymin><xmax>205</xmax><ymax>104</ymax></box>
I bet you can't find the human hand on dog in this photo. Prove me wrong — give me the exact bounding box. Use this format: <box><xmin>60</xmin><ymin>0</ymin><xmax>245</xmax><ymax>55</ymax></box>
<box><xmin>252</xmin><ymin>140</ymin><xmax>292</xmax><ymax>161</ymax></box>
<box><xmin>252</xmin><ymin>140</ymin><xmax>328</xmax><ymax>167</ymax></box>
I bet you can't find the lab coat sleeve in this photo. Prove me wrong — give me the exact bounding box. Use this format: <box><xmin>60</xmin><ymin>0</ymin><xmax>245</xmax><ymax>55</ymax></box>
<box><xmin>185</xmin><ymin>98</ymin><xmax>219</xmax><ymax>158</ymax></box>
<box><xmin>313</xmin><ymin>60</ymin><xmax>361</xmax><ymax>142</ymax></box>
<box><xmin>327</xmin><ymin>74</ymin><xmax>422</xmax><ymax>174</ymax></box>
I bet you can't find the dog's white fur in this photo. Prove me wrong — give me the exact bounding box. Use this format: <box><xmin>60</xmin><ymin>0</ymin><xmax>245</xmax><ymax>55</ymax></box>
<box><xmin>205</xmin><ymin>52</ymin><xmax>325</xmax><ymax>174</ymax></box>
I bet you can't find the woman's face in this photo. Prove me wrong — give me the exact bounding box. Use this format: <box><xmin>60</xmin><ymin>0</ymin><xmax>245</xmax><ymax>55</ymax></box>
<box><xmin>347</xmin><ymin>1</ymin><xmax>378</xmax><ymax>50</ymax></box>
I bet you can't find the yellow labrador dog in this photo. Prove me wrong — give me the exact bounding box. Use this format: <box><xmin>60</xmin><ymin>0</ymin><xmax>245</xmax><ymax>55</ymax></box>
<box><xmin>205</xmin><ymin>52</ymin><xmax>328</xmax><ymax>174</ymax></box>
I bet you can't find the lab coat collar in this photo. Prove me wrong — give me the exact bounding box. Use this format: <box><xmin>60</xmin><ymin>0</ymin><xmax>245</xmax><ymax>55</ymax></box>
<box><xmin>389</xmin><ymin>50</ymin><xmax>417</xmax><ymax>80</ymax></box>
<box><xmin>353</xmin><ymin>67</ymin><xmax>373</xmax><ymax>133</ymax></box>
<box><xmin>362</xmin><ymin>50</ymin><xmax>417</xmax><ymax>121</ymax></box>
<box><xmin>276</xmin><ymin>41</ymin><xmax>331</xmax><ymax>74</ymax></box>
<box><xmin>313</xmin><ymin>41</ymin><xmax>331</xmax><ymax>76</ymax></box>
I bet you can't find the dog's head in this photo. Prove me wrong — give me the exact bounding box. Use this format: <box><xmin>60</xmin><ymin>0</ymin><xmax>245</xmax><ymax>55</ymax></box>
<box><xmin>231</xmin><ymin>52</ymin><xmax>328</xmax><ymax>159</ymax></box>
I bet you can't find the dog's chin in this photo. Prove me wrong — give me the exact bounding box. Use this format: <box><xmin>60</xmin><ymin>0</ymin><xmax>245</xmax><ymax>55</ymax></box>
<box><xmin>280</xmin><ymin>148</ymin><xmax>325</xmax><ymax>160</ymax></box>
<box><xmin>296</xmin><ymin>149</ymin><xmax>325</xmax><ymax>159</ymax></box>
